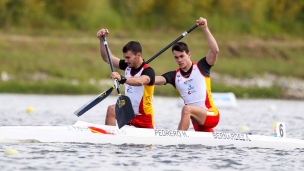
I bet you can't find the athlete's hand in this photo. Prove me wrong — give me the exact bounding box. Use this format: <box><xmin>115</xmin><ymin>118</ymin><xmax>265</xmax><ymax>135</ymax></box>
<box><xmin>196</xmin><ymin>17</ymin><xmax>207</xmax><ymax>28</ymax></box>
<box><xmin>97</xmin><ymin>28</ymin><xmax>109</xmax><ymax>40</ymax></box>
<box><xmin>110</xmin><ymin>72</ymin><xmax>121</xmax><ymax>81</ymax></box>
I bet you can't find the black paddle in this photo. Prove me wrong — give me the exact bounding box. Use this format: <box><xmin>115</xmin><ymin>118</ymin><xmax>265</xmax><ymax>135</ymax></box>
<box><xmin>74</xmin><ymin>23</ymin><xmax>201</xmax><ymax>119</ymax></box>
<box><xmin>74</xmin><ymin>86</ymin><xmax>114</xmax><ymax>117</ymax></box>
<box><xmin>102</xmin><ymin>35</ymin><xmax>135</xmax><ymax>129</ymax></box>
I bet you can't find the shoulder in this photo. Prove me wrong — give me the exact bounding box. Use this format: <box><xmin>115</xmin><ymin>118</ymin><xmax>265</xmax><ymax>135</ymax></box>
<box><xmin>162</xmin><ymin>71</ymin><xmax>176</xmax><ymax>86</ymax></box>
<box><xmin>197</xmin><ymin>57</ymin><xmax>210</xmax><ymax>66</ymax></box>
<box><xmin>197</xmin><ymin>57</ymin><xmax>211</xmax><ymax>76</ymax></box>
<box><xmin>119</xmin><ymin>60</ymin><xmax>127</xmax><ymax>70</ymax></box>
<box><xmin>142</xmin><ymin>66</ymin><xmax>155</xmax><ymax>75</ymax></box>
<box><xmin>162</xmin><ymin>70</ymin><xmax>176</xmax><ymax>78</ymax></box>
<box><xmin>142</xmin><ymin>64</ymin><xmax>155</xmax><ymax>72</ymax></box>
<box><xmin>141</xmin><ymin>66</ymin><xmax>155</xmax><ymax>85</ymax></box>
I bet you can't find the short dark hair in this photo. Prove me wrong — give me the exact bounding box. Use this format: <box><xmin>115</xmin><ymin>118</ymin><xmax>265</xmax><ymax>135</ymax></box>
<box><xmin>122</xmin><ymin>41</ymin><xmax>142</xmax><ymax>55</ymax></box>
<box><xmin>172</xmin><ymin>42</ymin><xmax>189</xmax><ymax>53</ymax></box>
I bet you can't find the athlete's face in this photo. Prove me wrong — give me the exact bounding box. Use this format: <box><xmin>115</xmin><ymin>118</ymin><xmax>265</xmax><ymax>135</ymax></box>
<box><xmin>172</xmin><ymin>50</ymin><xmax>191</xmax><ymax>70</ymax></box>
<box><xmin>123</xmin><ymin>50</ymin><xmax>141</xmax><ymax>68</ymax></box>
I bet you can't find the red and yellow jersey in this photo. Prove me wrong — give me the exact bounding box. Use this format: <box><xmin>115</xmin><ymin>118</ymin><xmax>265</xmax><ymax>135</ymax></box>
<box><xmin>124</xmin><ymin>64</ymin><xmax>155</xmax><ymax>124</ymax></box>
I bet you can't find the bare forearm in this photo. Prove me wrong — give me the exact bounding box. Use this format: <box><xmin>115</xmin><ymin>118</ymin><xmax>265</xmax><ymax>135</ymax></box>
<box><xmin>126</xmin><ymin>77</ymin><xmax>150</xmax><ymax>86</ymax></box>
<box><xmin>155</xmin><ymin>76</ymin><xmax>166</xmax><ymax>85</ymax></box>
<box><xmin>203</xmin><ymin>27</ymin><xmax>219</xmax><ymax>54</ymax></box>
<box><xmin>125</xmin><ymin>78</ymin><xmax>145</xmax><ymax>86</ymax></box>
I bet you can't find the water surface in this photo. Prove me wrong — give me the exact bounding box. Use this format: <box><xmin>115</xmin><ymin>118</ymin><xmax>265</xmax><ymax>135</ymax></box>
<box><xmin>1</xmin><ymin>94</ymin><xmax>304</xmax><ymax>171</ymax></box>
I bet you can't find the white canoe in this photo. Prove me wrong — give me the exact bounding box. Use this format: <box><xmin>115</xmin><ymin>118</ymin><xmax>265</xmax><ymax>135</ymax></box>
<box><xmin>1</xmin><ymin>120</ymin><xmax>304</xmax><ymax>150</ymax></box>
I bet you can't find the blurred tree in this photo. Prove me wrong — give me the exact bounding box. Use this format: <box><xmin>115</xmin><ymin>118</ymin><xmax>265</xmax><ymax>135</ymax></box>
<box><xmin>0</xmin><ymin>0</ymin><xmax>24</xmax><ymax>27</ymax></box>
<box><xmin>0</xmin><ymin>0</ymin><xmax>303</xmax><ymax>35</ymax></box>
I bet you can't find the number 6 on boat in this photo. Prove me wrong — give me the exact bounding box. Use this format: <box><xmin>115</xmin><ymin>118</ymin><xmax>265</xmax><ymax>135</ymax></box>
<box><xmin>273</xmin><ymin>122</ymin><xmax>286</xmax><ymax>138</ymax></box>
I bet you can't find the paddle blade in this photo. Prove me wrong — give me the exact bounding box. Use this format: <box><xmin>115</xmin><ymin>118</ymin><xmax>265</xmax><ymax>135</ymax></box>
<box><xmin>74</xmin><ymin>87</ymin><xmax>114</xmax><ymax>117</ymax></box>
<box><xmin>115</xmin><ymin>95</ymin><xmax>135</xmax><ymax>129</ymax></box>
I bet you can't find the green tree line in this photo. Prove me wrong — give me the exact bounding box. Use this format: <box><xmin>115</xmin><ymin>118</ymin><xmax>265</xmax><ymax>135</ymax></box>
<box><xmin>0</xmin><ymin>0</ymin><xmax>303</xmax><ymax>35</ymax></box>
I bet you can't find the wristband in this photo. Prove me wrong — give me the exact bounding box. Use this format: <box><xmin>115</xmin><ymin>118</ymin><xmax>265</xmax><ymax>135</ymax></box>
<box><xmin>118</xmin><ymin>75</ymin><xmax>127</xmax><ymax>84</ymax></box>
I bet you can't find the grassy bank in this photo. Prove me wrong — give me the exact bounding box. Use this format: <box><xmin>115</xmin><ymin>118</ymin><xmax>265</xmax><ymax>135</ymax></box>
<box><xmin>1</xmin><ymin>29</ymin><xmax>303</xmax><ymax>99</ymax></box>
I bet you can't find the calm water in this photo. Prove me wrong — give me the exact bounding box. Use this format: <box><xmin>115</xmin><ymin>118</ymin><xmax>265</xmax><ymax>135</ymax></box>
<box><xmin>1</xmin><ymin>93</ymin><xmax>304</xmax><ymax>171</ymax></box>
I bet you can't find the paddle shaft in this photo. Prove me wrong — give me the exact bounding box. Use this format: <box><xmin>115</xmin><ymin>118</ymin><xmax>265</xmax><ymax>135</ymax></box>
<box><xmin>102</xmin><ymin>36</ymin><xmax>121</xmax><ymax>94</ymax></box>
<box><xmin>146</xmin><ymin>23</ymin><xmax>200</xmax><ymax>64</ymax></box>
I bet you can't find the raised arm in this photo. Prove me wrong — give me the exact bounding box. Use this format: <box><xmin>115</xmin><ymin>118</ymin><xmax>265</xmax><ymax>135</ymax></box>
<box><xmin>97</xmin><ymin>28</ymin><xmax>120</xmax><ymax>68</ymax></box>
<box><xmin>197</xmin><ymin>17</ymin><xmax>219</xmax><ymax>66</ymax></box>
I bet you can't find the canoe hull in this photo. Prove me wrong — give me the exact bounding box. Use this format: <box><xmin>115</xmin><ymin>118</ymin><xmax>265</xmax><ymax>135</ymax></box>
<box><xmin>1</xmin><ymin>121</ymin><xmax>304</xmax><ymax>150</ymax></box>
